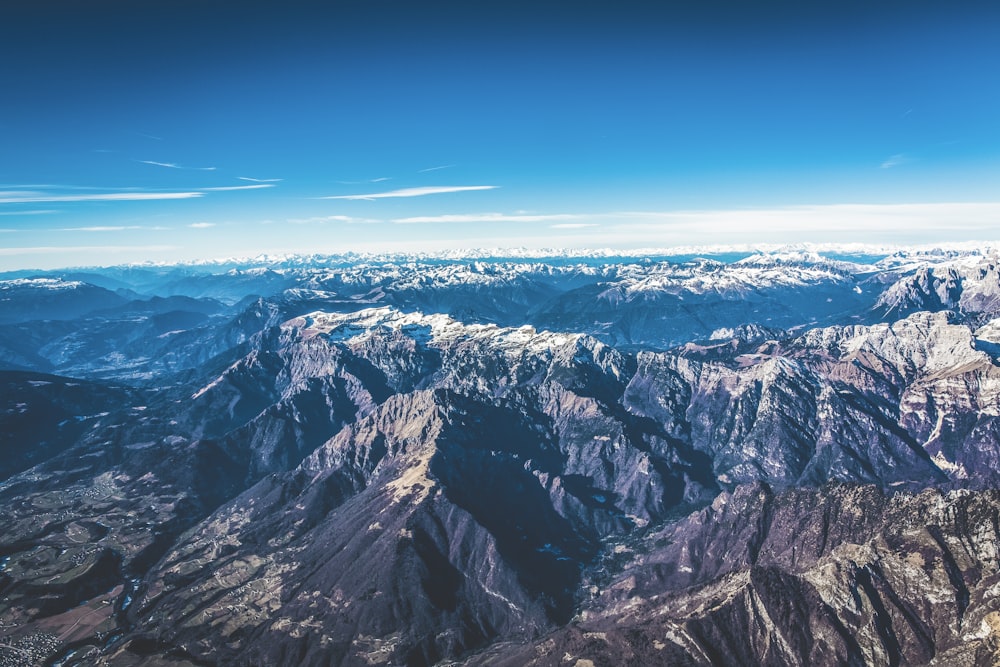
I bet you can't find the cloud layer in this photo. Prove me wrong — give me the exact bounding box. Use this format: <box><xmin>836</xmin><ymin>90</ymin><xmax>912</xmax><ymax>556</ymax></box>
<box><xmin>0</xmin><ymin>191</ymin><xmax>202</xmax><ymax>203</ymax></box>
<box><xmin>609</xmin><ymin>202</ymin><xmax>1000</xmax><ymax>236</ymax></box>
<box><xmin>392</xmin><ymin>213</ymin><xmax>580</xmax><ymax>224</ymax></box>
<box><xmin>323</xmin><ymin>185</ymin><xmax>497</xmax><ymax>200</ymax></box>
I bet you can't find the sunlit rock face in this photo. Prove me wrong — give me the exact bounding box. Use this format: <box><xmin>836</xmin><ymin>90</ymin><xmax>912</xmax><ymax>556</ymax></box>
<box><xmin>3</xmin><ymin>249</ymin><xmax>1000</xmax><ymax>666</ymax></box>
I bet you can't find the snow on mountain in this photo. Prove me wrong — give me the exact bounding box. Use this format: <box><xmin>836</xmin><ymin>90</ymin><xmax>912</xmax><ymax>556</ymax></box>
<box><xmin>0</xmin><ymin>277</ymin><xmax>85</xmax><ymax>290</ymax></box>
<box><xmin>794</xmin><ymin>310</ymin><xmax>992</xmax><ymax>380</ymax></box>
<box><xmin>297</xmin><ymin>307</ymin><xmax>578</xmax><ymax>351</ymax></box>
<box><xmin>615</xmin><ymin>257</ymin><xmax>863</xmax><ymax>298</ymax></box>
<box><xmin>8</xmin><ymin>246</ymin><xmax>1000</xmax><ymax>666</ymax></box>
<box><xmin>14</xmin><ymin>241</ymin><xmax>999</xmax><ymax>277</ymax></box>
<box><xmin>0</xmin><ymin>277</ymin><xmax>128</xmax><ymax>325</ymax></box>
<box><xmin>874</xmin><ymin>250</ymin><xmax>1000</xmax><ymax>319</ymax></box>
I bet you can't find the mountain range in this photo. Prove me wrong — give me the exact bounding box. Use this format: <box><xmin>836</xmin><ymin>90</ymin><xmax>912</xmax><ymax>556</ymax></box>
<box><xmin>1</xmin><ymin>246</ymin><xmax>999</xmax><ymax>666</ymax></box>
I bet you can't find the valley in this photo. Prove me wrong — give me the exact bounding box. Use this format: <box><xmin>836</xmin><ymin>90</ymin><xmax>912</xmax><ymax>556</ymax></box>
<box><xmin>1</xmin><ymin>247</ymin><xmax>999</xmax><ymax>666</ymax></box>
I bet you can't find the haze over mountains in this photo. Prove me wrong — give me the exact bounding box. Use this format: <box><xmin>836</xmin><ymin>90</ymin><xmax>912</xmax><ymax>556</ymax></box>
<box><xmin>2</xmin><ymin>245</ymin><xmax>1000</xmax><ymax>666</ymax></box>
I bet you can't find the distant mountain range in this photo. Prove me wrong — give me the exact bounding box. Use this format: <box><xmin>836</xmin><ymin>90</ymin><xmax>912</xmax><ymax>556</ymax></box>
<box><xmin>1</xmin><ymin>246</ymin><xmax>999</xmax><ymax>666</ymax></box>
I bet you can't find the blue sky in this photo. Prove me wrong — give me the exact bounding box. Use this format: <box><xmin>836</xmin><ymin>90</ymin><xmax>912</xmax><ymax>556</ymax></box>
<box><xmin>2</xmin><ymin>0</ymin><xmax>999</xmax><ymax>269</ymax></box>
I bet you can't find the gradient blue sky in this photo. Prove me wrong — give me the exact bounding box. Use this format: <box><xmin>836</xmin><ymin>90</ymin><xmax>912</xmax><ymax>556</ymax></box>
<box><xmin>2</xmin><ymin>0</ymin><xmax>999</xmax><ymax>269</ymax></box>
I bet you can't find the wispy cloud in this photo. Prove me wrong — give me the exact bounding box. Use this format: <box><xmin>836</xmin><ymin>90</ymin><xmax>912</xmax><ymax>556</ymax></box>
<box><xmin>199</xmin><ymin>184</ymin><xmax>274</xmax><ymax>191</ymax></box>
<box><xmin>0</xmin><ymin>191</ymin><xmax>203</xmax><ymax>203</ymax></box>
<box><xmin>238</xmin><ymin>176</ymin><xmax>283</xmax><ymax>183</ymax></box>
<box><xmin>336</xmin><ymin>177</ymin><xmax>393</xmax><ymax>185</ymax></box>
<box><xmin>393</xmin><ymin>213</ymin><xmax>580</xmax><ymax>224</ymax></box>
<box><xmin>0</xmin><ymin>182</ymin><xmax>272</xmax><ymax>206</ymax></box>
<box><xmin>331</xmin><ymin>202</ymin><xmax>1000</xmax><ymax>255</ymax></box>
<box><xmin>418</xmin><ymin>165</ymin><xmax>454</xmax><ymax>173</ymax></box>
<box><xmin>880</xmin><ymin>153</ymin><xmax>910</xmax><ymax>169</ymax></box>
<box><xmin>551</xmin><ymin>223</ymin><xmax>598</xmax><ymax>229</ymax></box>
<box><xmin>323</xmin><ymin>185</ymin><xmax>497</xmax><ymax>201</ymax></box>
<box><xmin>137</xmin><ymin>160</ymin><xmax>216</xmax><ymax>171</ymax></box>
<box><xmin>0</xmin><ymin>209</ymin><xmax>57</xmax><ymax>216</ymax></box>
<box><xmin>0</xmin><ymin>184</ymin><xmax>108</xmax><ymax>191</ymax></box>
<box><xmin>132</xmin><ymin>131</ymin><xmax>163</xmax><ymax>141</ymax></box>
<box><xmin>0</xmin><ymin>191</ymin><xmax>44</xmax><ymax>198</ymax></box>
<box><xmin>60</xmin><ymin>225</ymin><xmax>145</xmax><ymax>232</ymax></box>
<box><xmin>286</xmin><ymin>215</ymin><xmax>379</xmax><ymax>225</ymax></box>
<box><xmin>608</xmin><ymin>203</ymin><xmax>1000</xmax><ymax>238</ymax></box>
<box><xmin>0</xmin><ymin>245</ymin><xmax>178</xmax><ymax>256</ymax></box>
<box><xmin>189</xmin><ymin>222</ymin><xmax>216</xmax><ymax>229</ymax></box>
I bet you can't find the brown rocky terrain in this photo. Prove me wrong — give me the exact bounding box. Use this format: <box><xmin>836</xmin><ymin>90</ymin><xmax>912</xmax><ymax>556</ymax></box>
<box><xmin>2</xmin><ymin>250</ymin><xmax>1000</xmax><ymax>666</ymax></box>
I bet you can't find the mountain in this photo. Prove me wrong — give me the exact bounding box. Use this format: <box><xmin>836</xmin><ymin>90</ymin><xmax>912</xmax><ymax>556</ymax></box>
<box><xmin>484</xmin><ymin>483</ymin><xmax>1000</xmax><ymax>667</ymax></box>
<box><xmin>1</xmin><ymin>246</ymin><xmax>1000</xmax><ymax>666</ymax></box>
<box><xmin>0</xmin><ymin>371</ymin><xmax>138</xmax><ymax>481</ymax></box>
<box><xmin>0</xmin><ymin>254</ymin><xmax>879</xmax><ymax>381</ymax></box>
<box><xmin>0</xmin><ymin>278</ymin><xmax>128</xmax><ymax>324</ymax></box>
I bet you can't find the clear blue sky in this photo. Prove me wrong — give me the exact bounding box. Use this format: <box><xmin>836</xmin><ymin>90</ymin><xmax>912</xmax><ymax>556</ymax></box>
<box><xmin>2</xmin><ymin>0</ymin><xmax>999</xmax><ymax>269</ymax></box>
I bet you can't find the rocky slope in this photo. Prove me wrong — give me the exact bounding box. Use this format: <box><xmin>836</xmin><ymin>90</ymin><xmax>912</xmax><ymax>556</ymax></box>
<box><xmin>2</xmin><ymin>248</ymin><xmax>1000</xmax><ymax>666</ymax></box>
<box><xmin>104</xmin><ymin>308</ymin><xmax>1000</xmax><ymax>664</ymax></box>
<box><xmin>483</xmin><ymin>483</ymin><xmax>1000</xmax><ymax>667</ymax></box>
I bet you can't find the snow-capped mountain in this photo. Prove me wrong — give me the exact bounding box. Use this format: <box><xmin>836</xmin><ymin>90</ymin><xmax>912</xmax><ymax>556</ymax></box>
<box><xmin>2</xmin><ymin>245</ymin><xmax>1000</xmax><ymax>666</ymax></box>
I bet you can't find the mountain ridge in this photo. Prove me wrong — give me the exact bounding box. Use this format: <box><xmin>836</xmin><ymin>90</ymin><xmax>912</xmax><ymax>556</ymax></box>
<box><xmin>2</xmin><ymin>248</ymin><xmax>1000</xmax><ymax>666</ymax></box>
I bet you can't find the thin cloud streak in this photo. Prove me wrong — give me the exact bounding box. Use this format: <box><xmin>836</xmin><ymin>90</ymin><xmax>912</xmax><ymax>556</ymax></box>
<box><xmin>336</xmin><ymin>177</ymin><xmax>392</xmax><ymax>185</ymax></box>
<box><xmin>0</xmin><ymin>183</ymin><xmax>272</xmax><ymax>205</ymax></box>
<box><xmin>138</xmin><ymin>160</ymin><xmax>217</xmax><ymax>171</ymax></box>
<box><xmin>418</xmin><ymin>165</ymin><xmax>454</xmax><ymax>173</ymax></box>
<box><xmin>393</xmin><ymin>213</ymin><xmax>581</xmax><ymax>224</ymax></box>
<box><xmin>60</xmin><ymin>226</ymin><xmax>146</xmax><ymax>232</ymax></box>
<box><xmin>323</xmin><ymin>185</ymin><xmax>497</xmax><ymax>200</ymax></box>
<box><xmin>189</xmin><ymin>222</ymin><xmax>216</xmax><ymax>228</ymax></box>
<box><xmin>0</xmin><ymin>245</ymin><xmax>178</xmax><ymax>256</ymax></box>
<box><xmin>138</xmin><ymin>160</ymin><xmax>179</xmax><ymax>168</ymax></box>
<box><xmin>551</xmin><ymin>223</ymin><xmax>598</xmax><ymax>229</ymax></box>
<box><xmin>238</xmin><ymin>177</ymin><xmax>283</xmax><ymax>183</ymax></box>
<box><xmin>0</xmin><ymin>192</ymin><xmax>203</xmax><ymax>203</ymax></box>
<box><xmin>0</xmin><ymin>209</ymin><xmax>57</xmax><ymax>216</ymax></box>
<box><xmin>0</xmin><ymin>184</ymin><xmax>123</xmax><ymax>191</ymax></box>
<box><xmin>199</xmin><ymin>184</ymin><xmax>274</xmax><ymax>191</ymax></box>
<box><xmin>0</xmin><ymin>190</ymin><xmax>44</xmax><ymax>197</ymax></box>
<box><xmin>286</xmin><ymin>215</ymin><xmax>379</xmax><ymax>225</ymax></box>
<box><xmin>880</xmin><ymin>154</ymin><xmax>909</xmax><ymax>169</ymax></box>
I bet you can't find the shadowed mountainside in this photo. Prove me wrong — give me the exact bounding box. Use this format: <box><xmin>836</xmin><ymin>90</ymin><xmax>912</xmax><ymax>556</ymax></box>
<box><xmin>2</xmin><ymin>249</ymin><xmax>1000</xmax><ymax>666</ymax></box>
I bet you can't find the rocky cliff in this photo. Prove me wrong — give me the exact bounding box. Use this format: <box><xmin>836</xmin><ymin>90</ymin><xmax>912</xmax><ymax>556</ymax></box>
<box><xmin>1</xmin><ymin>249</ymin><xmax>1000</xmax><ymax>666</ymax></box>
